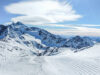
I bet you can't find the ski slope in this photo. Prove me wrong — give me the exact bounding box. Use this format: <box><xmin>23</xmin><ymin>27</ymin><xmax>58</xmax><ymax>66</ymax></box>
<box><xmin>0</xmin><ymin>44</ymin><xmax>100</xmax><ymax>75</ymax></box>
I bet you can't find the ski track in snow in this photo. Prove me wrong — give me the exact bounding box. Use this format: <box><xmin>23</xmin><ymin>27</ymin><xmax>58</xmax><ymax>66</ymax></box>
<box><xmin>0</xmin><ymin>45</ymin><xmax>100</xmax><ymax>75</ymax></box>
<box><xmin>43</xmin><ymin>56</ymin><xmax>100</xmax><ymax>75</ymax></box>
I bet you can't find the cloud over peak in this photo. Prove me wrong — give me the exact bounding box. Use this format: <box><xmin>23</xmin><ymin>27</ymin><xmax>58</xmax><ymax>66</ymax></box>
<box><xmin>5</xmin><ymin>0</ymin><xmax>82</xmax><ymax>25</ymax></box>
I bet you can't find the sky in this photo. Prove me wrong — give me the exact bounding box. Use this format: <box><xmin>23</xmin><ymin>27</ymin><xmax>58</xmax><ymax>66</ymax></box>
<box><xmin>0</xmin><ymin>0</ymin><xmax>100</xmax><ymax>36</ymax></box>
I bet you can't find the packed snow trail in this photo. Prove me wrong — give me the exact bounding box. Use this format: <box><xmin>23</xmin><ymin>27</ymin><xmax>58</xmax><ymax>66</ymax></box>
<box><xmin>0</xmin><ymin>44</ymin><xmax>100</xmax><ymax>75</ymax></box>
<box><xmin>0</xmin><ymin>56</ymin><xmax>100</xmax><ymax>75</ymax></box>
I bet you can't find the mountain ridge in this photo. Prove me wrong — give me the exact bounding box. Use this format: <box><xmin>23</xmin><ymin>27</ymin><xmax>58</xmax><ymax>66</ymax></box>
<box><xmin>0</xmin><ymin>22</ymin><xmax>95</xmax><ymax>56</ymax></box>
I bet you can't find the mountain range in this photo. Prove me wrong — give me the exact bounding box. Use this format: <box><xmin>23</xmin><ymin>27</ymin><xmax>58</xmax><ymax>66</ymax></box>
<box><xmin>0</xmin><ymin>22</ymin><xmax>98</xmax><ymax>56</ymax></box>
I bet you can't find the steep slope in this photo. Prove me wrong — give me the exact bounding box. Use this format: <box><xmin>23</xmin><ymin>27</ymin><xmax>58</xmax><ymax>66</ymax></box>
<box><xmin>0</xmin><ymin>22</ymin><xmax>57</xmax><ymax>56</ymax></box>
<box><xmin>0</xmin><ymin>25</ymin><xmax>8</xmax><ymax>39</ymax></box>
<box><xmin>63</xmin><ymin>36</ymin><xmax>94</xmax><ymax>51</ymax></box>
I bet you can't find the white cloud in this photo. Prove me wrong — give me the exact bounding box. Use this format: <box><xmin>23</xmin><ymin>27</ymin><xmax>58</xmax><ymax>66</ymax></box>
<box><xmin>46</xmin><ymin>24</ymin><xmax>100</xmax><ymax>36</ymax></box>
<box><xmin>5</xmin><ymin>0</ymin><xmax>82</xmax><ymax>25</ymax></box>
<box><xmin>80</xmin><ymin>24</ymin><xmax>100</xmax><ymax>27</ymax></box>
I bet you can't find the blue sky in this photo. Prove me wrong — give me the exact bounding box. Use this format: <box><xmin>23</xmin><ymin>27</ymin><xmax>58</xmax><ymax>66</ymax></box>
<box><xmin>0</xmin><ymin>0</ymin><xmax>19</xmax><ymax>24</ymax></box>
<box><xmin>0</xmin><ymin>0</ymin><xmax>100</xmax><ymax>36</ymax></box>
<box><xmin>64</xmin><ymin>0</ymin><xmax>100</xmax><ymax>25</ymax></box>
<box><xmin>0</xmin><ymin>0</ymin><xmax>100</xmax><ymax>25</ymax></box>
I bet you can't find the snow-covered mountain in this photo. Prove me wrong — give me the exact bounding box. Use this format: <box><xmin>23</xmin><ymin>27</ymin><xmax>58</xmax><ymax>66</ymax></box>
<box><xmin>0</xmin><ymin>22</ymin><xmax>100</xmax><ymax>75</ymax></box>
<box><xmin>63</xmin><ymin>36</ymin><xmax>94</xmax><ymax>51</ymax></box>
<box><xmin>0</xmin><ymin>22</ymin><xmax>95</xmax><ymax>56</ymax></box>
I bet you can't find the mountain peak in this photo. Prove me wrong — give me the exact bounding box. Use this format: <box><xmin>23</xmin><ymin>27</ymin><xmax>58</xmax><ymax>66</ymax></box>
<box><xmin>12</xmin><ymin>21</ymin><xmax>24</xmax><ymax>26</ymax></box>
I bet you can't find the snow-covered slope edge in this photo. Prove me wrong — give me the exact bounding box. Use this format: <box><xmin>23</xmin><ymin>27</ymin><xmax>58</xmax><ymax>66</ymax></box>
<box><xmin>0</xmin><ymin>44</ymin><xmax>100</xmax><ymax>75</ymax></box>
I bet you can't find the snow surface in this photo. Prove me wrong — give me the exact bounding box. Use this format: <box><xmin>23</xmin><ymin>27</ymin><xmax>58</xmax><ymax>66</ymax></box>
<box><xmin>0</xmin><ymin>44</ymin><xmax>100</xmax><ymax>75</ymax></box>
<box><xmin>0</xmin><ymin>22</ymin><xmax>100</xmax><ymax>75</ymax></box>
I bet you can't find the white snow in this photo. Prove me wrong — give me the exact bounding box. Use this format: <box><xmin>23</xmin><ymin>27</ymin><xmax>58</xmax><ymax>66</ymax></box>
<box><xmin>0</xmin><ymin>22</ymin><xmax>100</xmax><ymax>75</ymax></box>
<box><xmin>0</xmin><ymin>44</ymin><xmax>100</xmax><ymax>75</ymax></box>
